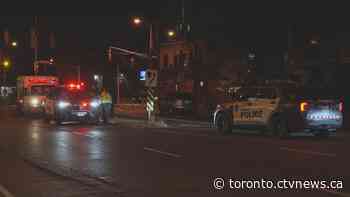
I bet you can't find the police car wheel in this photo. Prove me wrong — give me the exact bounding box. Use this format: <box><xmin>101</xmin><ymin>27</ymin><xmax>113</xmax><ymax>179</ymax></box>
<box><xmin>216</xmin><ymin>113</ymin><xmax>232</xmax><ymax>134</ymax></box>
<box><xmin>16</xmin><ymin>106</ymin><xmax>24</xmax><ymax>116</ymax></box>
<box><xmin>274</xmin><ymin>118</ymin><xmax>288</xmax><ymax>138</ymax></box>
<box><xmin>314</xmin><ymin>131</ymin><xmax>330</xmax><ymax>138</ymax></box>
<box><xmin>54</xmin><ymin>112</ymin><xmax>63</xmax><ymax>125</ymax></box>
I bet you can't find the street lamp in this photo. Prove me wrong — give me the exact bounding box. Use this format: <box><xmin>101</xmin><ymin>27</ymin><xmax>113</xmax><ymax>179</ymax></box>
<box><xmin>167</xmin><ymin>30</ymin><xmax>175</xmax><ymax>37</ymax></box>
<box><xmin>11</xmin><ymin>41</ymin><xmax>17</xmax><ymax>47</ymax></box>
<box><xmin>3</xmin><ymin>60</ymin><xmax>10</xmax><ymax>68</ymax></box>
<box><xmin>133</xmin><ymin>17</ymin><xmax>142</xmax><ymax>25</ymax></box>
<box><xmin>132</xmin><ymin>16</ymin><xmax>154</xmax><ymax>57</ymax></box>
<box><xmin>2</xmin><ymin>60</ymin><xmax>10</xmax><ymax>85</ymax></box>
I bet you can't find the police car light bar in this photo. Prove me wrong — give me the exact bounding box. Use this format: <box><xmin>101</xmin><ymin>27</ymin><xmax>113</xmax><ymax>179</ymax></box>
<box><xmin>300</xmin><ymin>102</ymin><xmax>309</xmax><ymax>112</ymax></box>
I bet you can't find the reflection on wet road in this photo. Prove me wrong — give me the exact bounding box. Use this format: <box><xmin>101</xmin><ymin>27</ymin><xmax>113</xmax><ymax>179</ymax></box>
<box><xmin>0</xmin><ymin>107</ymin><xmax>349</xmax><ymax>196</ymax></box>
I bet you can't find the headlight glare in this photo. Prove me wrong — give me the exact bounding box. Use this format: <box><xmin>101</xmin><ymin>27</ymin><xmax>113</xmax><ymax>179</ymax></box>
<box><xmin>90</xmin><ymin>100</ymin><xmax>100</xmax><ymax>108</ymax></box>
<box><xmin>58</xmin><ymin>101</ymin><xmax>70</xmax><ymax>109</ymax></box>
<box><xmin>31</xmin><ymin>98</ymin><xmax>39</xmax><ymax>106</ymax></box>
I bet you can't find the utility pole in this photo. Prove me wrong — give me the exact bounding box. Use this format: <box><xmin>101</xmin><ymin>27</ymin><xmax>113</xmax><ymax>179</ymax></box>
<box><xmin>77</xmin><ymin>65</ymin><xmax>80</xmax><ymax>84</ymax></box>
<box><xmin>34</xmin><ymin>16</ymin><xmax>38</xmax><ymax>67</ymax></box>
<box><xmin>108</xmin><ymin>47</ymin><xmax>120</xmax><ymax>105</ymax></box>
<box><xmin>32</xmin><ymin>16</ymin><xmax>39</xmax><ymax>75</ymax></box>
<box><xmin>116</xmin><ymin>63</ymin><xmax>120</xmax><ymax>105</ymax></box>
<box><xmin>285</xmin><ymin>24</ymin><xmax>292</xmax><ymax>79</ymax></box>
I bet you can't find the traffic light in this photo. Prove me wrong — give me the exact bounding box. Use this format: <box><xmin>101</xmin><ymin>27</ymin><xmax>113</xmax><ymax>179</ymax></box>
<box><xmin>3</xmin><ymin>60</ymin><xmax>10</xmax><ymax>69</ymax></box>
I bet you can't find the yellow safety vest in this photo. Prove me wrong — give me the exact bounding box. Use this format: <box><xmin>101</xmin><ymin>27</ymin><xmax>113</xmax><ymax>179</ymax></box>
<box><xmin>101</xmin><ymin>92</ymin><xmax>112</xmax><ymax>103</ymax></box>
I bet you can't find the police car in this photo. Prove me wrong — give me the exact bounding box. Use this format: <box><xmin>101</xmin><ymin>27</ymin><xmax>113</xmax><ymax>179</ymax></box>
<box><xmin>44</xmin><ymin>83</ymin><xmax>103</xmax><ymax>125</ymax></box>
<box><xmin>213</xmin><ymin>85</ymin><xmax>343</xmax><ymax>137</ymax></box>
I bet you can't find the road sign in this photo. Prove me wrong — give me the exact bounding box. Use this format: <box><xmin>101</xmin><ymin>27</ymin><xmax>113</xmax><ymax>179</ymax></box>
<box><xmin>145</xmin><ymin>69</ymin><xmax>157</xmax><ymax>87</ymax></box>
<box><xmin>139</xmin><ymin>69</ymin><xmax>146</xmax><ymax>81</ymax></box>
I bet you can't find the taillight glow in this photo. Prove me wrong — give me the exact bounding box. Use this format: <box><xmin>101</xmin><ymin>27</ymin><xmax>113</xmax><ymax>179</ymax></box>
<box><xmin>339</xmin><ymin>102</ymin><xmax>343</xmax><ymax>112</ymax></box>
<box><xmin>300</xmin><ymin>102</ymin><xmax>309</xmax><ymax>112</ymax></box>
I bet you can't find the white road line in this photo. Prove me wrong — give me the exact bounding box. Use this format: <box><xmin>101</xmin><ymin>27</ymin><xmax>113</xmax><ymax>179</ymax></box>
<box><xmin>0</xmin><ymin>184</ymin><xmax>14</xmax><ymax>197</ymax></box>
<box><xmin>280</xmin><ymin>147</ymin><xmax>337</xmax><ymax>157</ymax></box>
<box><xmin>323</xmin><ymin>189</ymin><xmax>350</xmax><ymax>197</ymax></box>
<box><xmin>143</xmin><ymin>147</ymin><xmax>182</xmax><ymax>158</ymax></box>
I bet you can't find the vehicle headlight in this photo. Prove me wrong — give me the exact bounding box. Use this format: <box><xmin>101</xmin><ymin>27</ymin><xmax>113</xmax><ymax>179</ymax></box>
<box><xmin>31</xmin><ymin>98</ymin><xmax>39</xmax><ymax>106</ymax></box>
<box><xmin>58</xmin><ymin>101</ymin><xmax>71</xmax><ymax>109</ymax></box>
<box><xmin>90</xmin><ymin>100</ymin><xmax>100</xmax><ymax>108</ymax></box>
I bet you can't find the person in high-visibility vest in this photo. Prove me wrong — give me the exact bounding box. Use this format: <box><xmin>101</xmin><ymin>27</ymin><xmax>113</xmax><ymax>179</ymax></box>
<box><xmin>100</xmin><ymin>88</ymin><xmax>112</xmax><ymax>123</ymax></box>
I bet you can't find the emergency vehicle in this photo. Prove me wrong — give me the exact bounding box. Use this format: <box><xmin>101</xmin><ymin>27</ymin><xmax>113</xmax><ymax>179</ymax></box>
<box><xmin>213</xmin><ymin>85</ymin><xmax>343</xmax><ymax>137</ymax></box>
<box><xmin>43</xmin><ymin>82</ymin><xmax>103</xmax><ymax>125</ymax></box>
<box><xmin>16</xmin><ymin>76</ymin><xmax>59</xmax><ymax>115</ymax></box>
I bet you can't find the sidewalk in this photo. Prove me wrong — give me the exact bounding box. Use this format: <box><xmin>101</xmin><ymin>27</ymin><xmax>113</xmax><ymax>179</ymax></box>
<box><xmin>111</xmin><ymin>111</ymin><xmax>212</xmax><ymax>129</ymax></box>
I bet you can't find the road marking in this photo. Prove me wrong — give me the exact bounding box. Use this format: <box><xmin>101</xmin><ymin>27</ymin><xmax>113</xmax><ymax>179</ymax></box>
<box><xmin>143</xmin><ymin>147</ymin><xmax>182</xmax><ymax>158</ymax></box>
<box><xmin>148</xmin><ymin>129</ymin><xmax>211</xmax><ymax>137</ymax></box>
<box><xmin>280</xmin><ymin>147</ymin><xmax>337</xmax><ymax>157</ymax></box>
<box><xmin>0</xmin><ymin>184</ymin><xmax>14</xmax><ymax>197</ymax></box>
<box><xmin>323</xmin><ymin>189</ymin><xmax>350</xmax><ymax>197</ymax></box>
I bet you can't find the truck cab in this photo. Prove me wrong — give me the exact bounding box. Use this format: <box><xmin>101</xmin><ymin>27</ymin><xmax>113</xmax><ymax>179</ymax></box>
<box><xmin>16</xmin><ymin>76</ymin><xmax>59</xmax><ymax>115</ymax></box>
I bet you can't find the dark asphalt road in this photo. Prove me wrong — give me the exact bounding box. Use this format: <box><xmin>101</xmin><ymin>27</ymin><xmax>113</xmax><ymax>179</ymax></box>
<box><xmin>0</xmin><ymin>106</ymin><xmax>349</xmax><ymax>197</ymax></box>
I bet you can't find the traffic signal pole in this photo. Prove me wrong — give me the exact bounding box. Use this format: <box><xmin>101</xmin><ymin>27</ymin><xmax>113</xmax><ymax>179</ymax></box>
<box><xmin>108</xmin><ymin>45</ymin><xmax>159</xmax><ymax>122</ymax></box>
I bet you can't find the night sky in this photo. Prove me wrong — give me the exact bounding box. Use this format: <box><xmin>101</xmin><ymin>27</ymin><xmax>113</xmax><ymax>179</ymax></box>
<box><xmin>0</xmin><ymin>2</ymin><xmax>348</xmax><ymax>83</ymax></box>
<box><xmin>1</xmin><ymin>5</ymin><xmax>345</xmax><ymax>53</ymax></box>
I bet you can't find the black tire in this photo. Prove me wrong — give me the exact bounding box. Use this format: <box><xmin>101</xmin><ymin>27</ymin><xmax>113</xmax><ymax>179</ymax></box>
<box><xmin>314</xmin><ymin>131</ymin><xmax>330</xmax><ymax>138</ymax></box>
<box><xmin>216</xmin><ymin>112</ymin><xmax>232</xmax><ymax>135</ymax></box>
<box><xmin>16</xmin><ymin>106</ymin><xmax>24</xmax><ymax>116</ymax></box>
<box><xmin>54</xmin><ymin>110</ymin><xmax>63</xmax><ymax>125</ymax></box>
<box><xmin>43</xmin><ymin>109</ymin><xmax>50</xmax><ymax>123</ymax></box>
<box><xmin>269</xmin><ymin>116</ymin><xmax>289</xmax><ymax>138</ymax></box>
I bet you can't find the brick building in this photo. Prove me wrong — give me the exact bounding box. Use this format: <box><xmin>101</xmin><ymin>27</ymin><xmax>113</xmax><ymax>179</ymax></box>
<box><xmin>158</xmin><ymin>39</ymin><xmax>251</xmax><ymax>118</ymax></box>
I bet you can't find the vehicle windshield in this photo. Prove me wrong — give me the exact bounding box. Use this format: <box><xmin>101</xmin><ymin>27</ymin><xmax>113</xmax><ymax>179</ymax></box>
<box><xmin>57</xmin><ymin>89</ymin><xmax>96</xmax><ymax>101</ymax></box>
<box><xmin>31</xmin><ymin>85</ymin><xmax>55</xmax><ymax>96</ymax></box>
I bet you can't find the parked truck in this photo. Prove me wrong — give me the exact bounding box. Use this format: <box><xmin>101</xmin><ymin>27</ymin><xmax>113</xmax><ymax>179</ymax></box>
<box><xmin>16</xmin><ymin>76</ymin><xmax>59</xmax><ymax>115</ymax></box>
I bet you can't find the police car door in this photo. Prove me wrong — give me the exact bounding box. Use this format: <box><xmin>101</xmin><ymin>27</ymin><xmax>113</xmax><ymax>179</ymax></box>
<box><xmin>232</xmin><ymin>87</ymin><xmax>261</xmax><ymax>125</ymax></box>
<box><xmin>253</xmin><ymin>87</ymin><xmax>280</xmax><ymax>124</ymax></box>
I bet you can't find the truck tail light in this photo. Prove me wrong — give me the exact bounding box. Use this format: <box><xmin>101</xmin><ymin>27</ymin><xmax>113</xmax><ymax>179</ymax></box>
<box><xmin>300</xmin><ymin>102</ymin><xmax>309</xmax><ymax>112</ymax></box>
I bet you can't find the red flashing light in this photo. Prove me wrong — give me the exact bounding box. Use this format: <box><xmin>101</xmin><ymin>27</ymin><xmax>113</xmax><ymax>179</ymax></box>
<box><xmin>300</xmin><ymin>102</ymin><xmax>309</xmax><ymax>112</ymax></box>
<box><xmin>66</xmin><ymin>82</ymin><xmax>85</xmax><ymax>90</ymax></box>
<box><xmin>81</xmin><ymin>102</ymin><xmax>88</xmax><ymax>107</ymax></box>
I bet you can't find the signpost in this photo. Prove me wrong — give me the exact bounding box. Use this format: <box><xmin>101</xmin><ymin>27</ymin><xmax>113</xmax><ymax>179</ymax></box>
<box><xmin>145</xmin><ymin>69</ymin><xmax>158</xmax><ymax>87</ymax></box>
<box><xmin>107</xmin><ymin>46</ymin><xmax>159</xmax><ymax>122</ymax></box>
<box><xmin>145</xmin><ymin>69</ymin><xmax>158</xmax><ymax>121</ymax></box>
